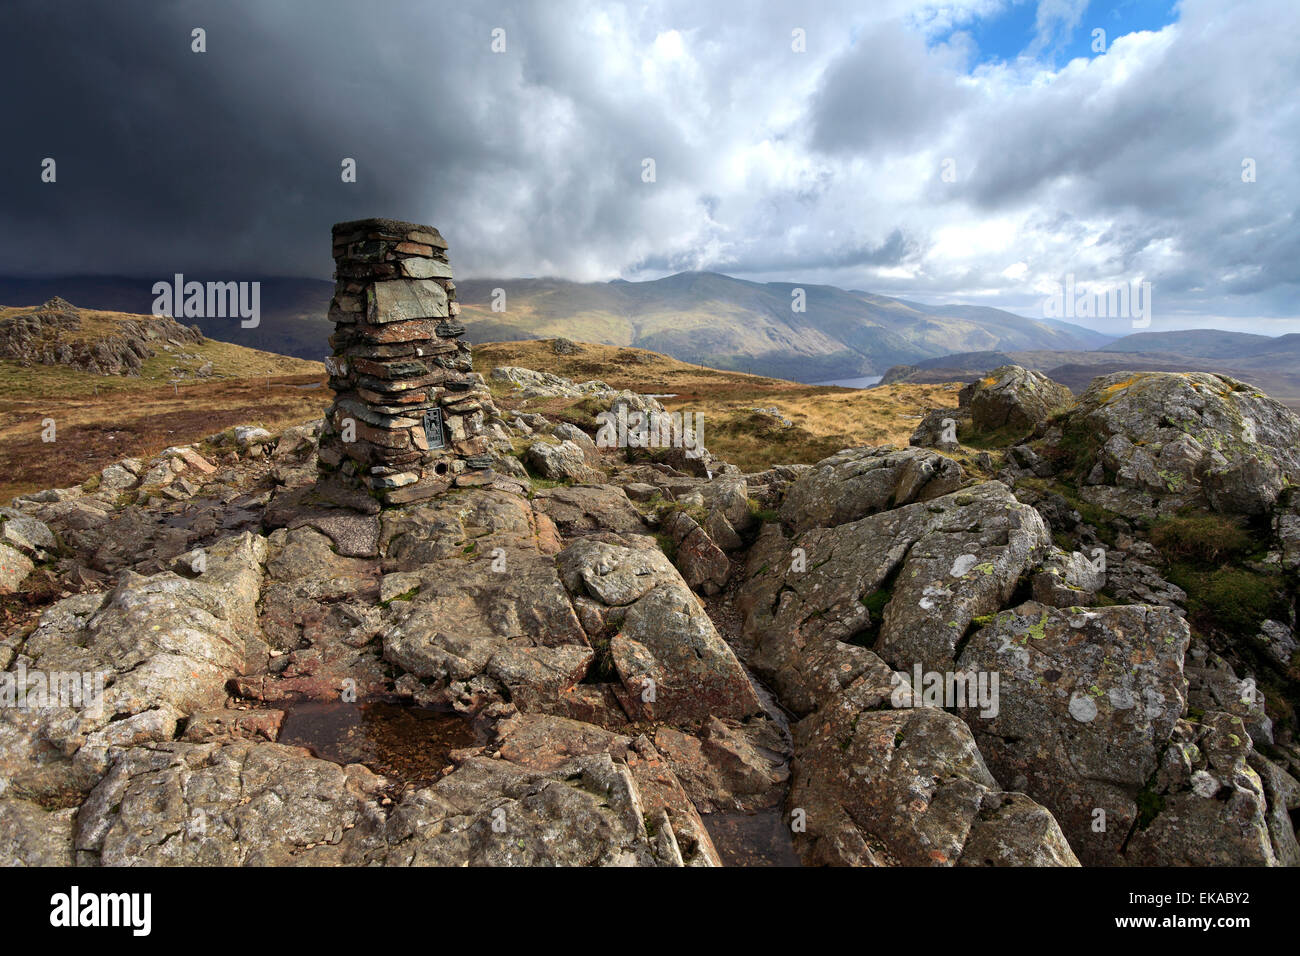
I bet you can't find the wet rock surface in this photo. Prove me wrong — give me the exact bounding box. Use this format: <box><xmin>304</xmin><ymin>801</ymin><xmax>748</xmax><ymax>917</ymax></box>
<box><xmin>0</xmin><ymin>412</ymin><xmax>766</xmax><ymax>866</ymax></box>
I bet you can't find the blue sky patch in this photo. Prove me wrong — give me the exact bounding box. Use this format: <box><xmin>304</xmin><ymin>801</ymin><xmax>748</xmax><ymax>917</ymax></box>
<box><xmin>938</xmin><ymin>0</ymin><xmax>1181</xmax><ymax>68</ymax></box>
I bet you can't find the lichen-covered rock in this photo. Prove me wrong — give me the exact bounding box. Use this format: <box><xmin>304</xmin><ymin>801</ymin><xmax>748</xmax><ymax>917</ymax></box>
<box><xmin>378</xmin><ymin>752</ymin><xmax>675</xmax><ymax>866</ymax></box>
<box><xmin>75</xmin><ymin>731</ymin><xmax>691</xmax><ymax>867</ymax></box>
<box><xmin>698</xmin><ymin>476</ymin><xmax>753</xmax><ymax>533</ymax></box>
<box><xmin>1103</xmin><ymin>550</ymin><xmax>1189</xmax><ymax>609</ymax></box>
<box><xmin>0</xmin><ymin>798</ymin><xmax>77</xmax><ymax>866</ymax></box>
<box><xmin>531</xmin><ymin>485</ymin><xmax>646</xmax><ymax>536</ymax></box>
<box><xmin>271</xmin><ymin>420</ymin><xmax>323</xmax><ymax>462</ymax></box>
<box><xmin>0</xmin><ymin>508</ymin><xmax>56</xmax><ymax>559</ymax></box>
<box><xmin>376</xmin><ymin>492</ymin><xmax>595</xmax><ymax>715</ymax></box>
<box><xmin>550</xmin><ymin>422</ymin><xmax>601</xmax><ymax>464</ymax></box>
<box><xmin>1257</xmin><ymin>619</ymin><xmax>1298</xmax><ymax>670</ymax></box>
<box><xmin>876</xmin><ymin>492</ymin><xmax>1049</xmax><ymax>672</ymax></box>
<box><xmin>960</xmin><ymin>365</ymin><xmax>1074</xmax><ymax>436</ymax></box>
<box><xmin>1248</xmin><ymin>750</ymin><xmax>1300</xmax><ymax>867</ymax></box>
<box><xmin>789</xmin><ymin>678</ymin><xmax>1077</xmax><ymax>867</ymax></box>
<box><xmin>617</xmin><ymin>586</ymin><xmax>762</xmax><ymax>722</ymax></box>
<box><xmin>704</xmin><ymin>510</ymin><xmax>745</xmax><ymax>551</ymax></box>
<box><xmin>779</xmin><ymin>446</ymin><xmax>964</xmax><ymax>535</ymax></box>
<box><xmin>233</xmin><ymin>425</ymin><xmax>274</xmax><ymax>452</ymax></box>
<box><xmin>244</xmin><ymin>526</ymin><xmax>388</xmax><ymax>702</ymax></box>
<box><xmin>1030</xmin><ymin>546</ymin><xmax>1105</xmax><ymax>607</ymax></box>
<box><xmin>489</xmin><ymin>365</ymin><xmax>617</xmax><ymax>401</ymax></box>
<box><xmin>1048</xmin><ymin>371</ymin><xmax>1300</xmax><ymax>516</ymax></box>
<box><xmin>740</xmin><ymin>480</ymin><xmax>1049</xmax><ymax>710</ymax></box>
<box><xmin>380</xmin><ymin>490</ymin><xmax>541</xmax><ymax>570</ymax></box>
<box><xmin>76</xmin><ymin>740</ymin><xmax>390</xmax><ymax>865</ymax></box>
<box><xmin>957</xmin><ymin>791</ymin><xmax>1082</xmax><ymax>867</ymax></box>
<box><xmin>660</xmin><ymin>510</ymin><xmax>730</xmax><ymax>595</ymax></box>
<box><xmin>909</xmin><ymin>408</ymin><xmax>965</xmax><ymax>451</ymax></box>
<box><xmin>956</xmin><ymin>602</ymin><xmax>1192</xmax><ymax>864</ymax></box>
<box><xmin>97</xmin><ymin>462</ymin><xmax>140</xmax><ymax>492</ymax></box>
<box><xmin>1275</xmin><ymin>510</ymin><xmax>1300</xmax><ymax>573</ymax></box>
<box><xmin>1184</xmin><ymin>649</ymin><xmax>1272</xmax><ymax>748</ymax></box>
<box><xmin>493</xmin><ymin>712</ymin><xmax>720</xmax><ymax>865</ymax></box>
<box><xmin>558</xmin><ymin>537</ymin><xmax>761</xmax><ymax>723</ymax></box>
<box><xmin>6</xmin><ymin>386</ymin><xmax>1296</xmax><ymax>871</ymax></box>
<box><xmin>526</xmin><ymin>439</ymin><xmax>603</xmax><ymax>484</ymax></box>
<box><xmin>1124</xmin><ymin>713</ymin><xmax>1277</xmax><ymax>866</ymax></box>
<box><xmin>0</xmin><ymin>532</ymin><xmax>267</xmax><ymax>799</ymax></box>
<box><xmin>382</xmin><ymin>550</ymin><xmax>586</xmax><ymax>691</ymax></box>
<box><xmin>652</xmin><ymin>717</ymin><xmax>789</xmax><ymax>814</ymax></box>
<box><xmin>556</xmin><ymin>537</ymin><xmax>678</xmax><ymax>607</ymax></box>
<box><xmin>15</xmin><ymin>466</ymin><xmax>265</xmax><ymax>577</ymax></box>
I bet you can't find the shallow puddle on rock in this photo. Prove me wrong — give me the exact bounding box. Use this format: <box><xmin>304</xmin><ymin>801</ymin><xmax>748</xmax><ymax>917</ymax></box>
<box><xmin>704</xmin><ymin>809</ymin><xmax>802</xmax><ymax>867</ymax></box>
<box><xmin>277</xmin><ymin>701</ymin><xmax>479</xmax><ymax>788</ymax></box>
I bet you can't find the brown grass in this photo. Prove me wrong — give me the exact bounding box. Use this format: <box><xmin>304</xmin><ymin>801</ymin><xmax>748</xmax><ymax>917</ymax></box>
<box><xmin>0</xmin><ymin>306</ymin><xmax>321</xmax><ymax>400</ymax></box>
<box><xmin>0</xmin><ymin>307</ymin><xmax>326</xmax><ymax>500</ymax></box>
<box><xmin>0</xmin><ymin>373</ymin><xmax>331</xmax><ymax>502</ymax></box>
<box><xmin>476</xmin><ymin>338</ymin><xmax>961</xmax><ymax>471</ymax></box>
<box><xmin>0</xmin><ymin>329</ymin><xmax>963</xmax><ymax>501</ymax></box>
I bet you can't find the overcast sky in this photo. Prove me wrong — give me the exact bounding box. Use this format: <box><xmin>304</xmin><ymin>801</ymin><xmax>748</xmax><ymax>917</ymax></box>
<box><xmin>2</xmin><ymin>0</ymin><xmax>1296</xmax><ymax>335</ymax></box>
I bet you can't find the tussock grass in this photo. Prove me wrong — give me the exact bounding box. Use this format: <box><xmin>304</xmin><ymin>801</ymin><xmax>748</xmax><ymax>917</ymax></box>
<box><xmin>1167</xmin><ymin>565</ymin><xmax>1287</xmax><ymax>637</ymax></box>
<box><xmin>1149</xmin><ymin>514</ymin><xmax>1252</xmax><ymax>564</ymax></box>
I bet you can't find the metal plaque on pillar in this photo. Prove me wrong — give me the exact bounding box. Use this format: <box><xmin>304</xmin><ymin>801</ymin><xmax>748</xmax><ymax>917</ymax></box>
<box><xmin>422</xmin><ymin>407</ymin><xmax>446</xmax><ymax>451</ymax></box>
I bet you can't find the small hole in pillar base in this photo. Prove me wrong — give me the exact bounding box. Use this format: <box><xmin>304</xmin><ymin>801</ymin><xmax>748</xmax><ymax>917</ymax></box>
<box><xmin>434</xmin><ymin>461</ymin><xmax>449</xmax><ymax>476</ymax></box>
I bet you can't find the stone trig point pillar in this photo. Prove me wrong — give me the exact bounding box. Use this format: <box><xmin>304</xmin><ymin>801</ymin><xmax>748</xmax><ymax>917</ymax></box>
<box><xmin>317</xmin><ymin>218</ymin><xmax>496</xmax><ymax>505</ymax></box>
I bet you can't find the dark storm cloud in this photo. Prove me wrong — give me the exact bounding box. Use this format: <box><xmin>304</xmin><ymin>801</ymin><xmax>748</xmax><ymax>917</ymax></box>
<box><xmin>0</xmin><ymin>0</ymin><xmax>702</xmax><ymax>279</ymax></box>
<box><xmin>2</xmin><ymin>0</ymin><xmax>465</xmax><ymax>276</ymax></box>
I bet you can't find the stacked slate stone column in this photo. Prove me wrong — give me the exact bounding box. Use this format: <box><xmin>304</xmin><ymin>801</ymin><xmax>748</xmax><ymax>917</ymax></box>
<box><xmin>317</xmin><ymin>217</ymin><xmax>496</xmax><ymax>505</ymax></box>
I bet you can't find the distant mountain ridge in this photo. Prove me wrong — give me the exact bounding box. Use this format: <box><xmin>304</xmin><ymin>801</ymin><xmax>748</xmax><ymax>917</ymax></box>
<box><xmin>878</xmin><ymin>327</ymin><xmax>1300</xmax><ymax>410</ymax></box>
<box><xmin>454</xmin><ymin>271</ymin><xmax>1108</xmax><ymax>381</ymax></box>
<box><xmin>1100</xmin><ymin>329</ymin><xmax>1275</xmax><ymax>358</ymax></box>
<box><xmin>0</xmin><ymin>271</ymin><xmax>1109</xmax><ymax>383</ymax></box>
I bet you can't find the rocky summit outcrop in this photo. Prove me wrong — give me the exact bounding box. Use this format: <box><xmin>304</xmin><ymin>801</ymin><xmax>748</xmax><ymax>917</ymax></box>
<box><xmin>1045</xmin><ymin>371</ymin><xmax>1300</xmax><ymax>517</ymax></box>
<box><xmin>734</xmin><ymin>423</ymin><xmax>1300</xmax><ymax>866</ymax></box>
<box><xmin>789</xmin><ymin>678</ymin><xmax>1079</xmax><ymax>866</ymax></box>
<box><xmin>913</xmin><ymin>364</ymin><xmax>1073</xmax><ymax>451</ymax></box>
<box><xmin>961</xmin><ymin>365</ymin><xmax>1074</xmax><ymax>436</ymax></box>
<box><xmin>0</xmin><ymin>297</ymin><xmax>203</xmax><ymax>375</ymax></box>
<box><xmin>0</xmin><ymin>397</ymin><xmax>789</xmax><ymax>867</ymax></box>
<box><xmin>3</xmin><ymin>357</ymin><xmax>1299</xmax><ymax>868</ymax></box>
<box><xmin>779</xmin><ymin>446</ymin><xmax>964</xmax><ymax>535</ymax></box>
<box><xmin>491</xmin><ymin>365</ymin><xmax>614</xmax><ymax>399</ymax></box>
